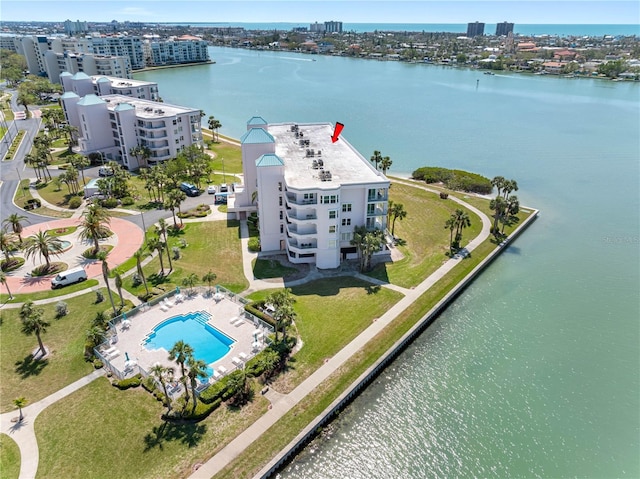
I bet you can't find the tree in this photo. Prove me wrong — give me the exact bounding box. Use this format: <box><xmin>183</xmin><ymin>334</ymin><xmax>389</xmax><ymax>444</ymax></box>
<box><xmin>370</xmin><ymin>150</ymin><xmax>383</xmax><ymax>170</ymax></box>
<box><xmin>379</xmin><ymin>155</ymin><xmax>392</xmax><ymax>175</ymax></box>
<box><xmin>388</xmin><ymin>202</ymin><xmax>407</xmax><ymax>236</ymax></box>
<box><xmin>155</xmin><ymin>218</ymin><xmax>172</xmax><ymax>273</ymax></box>
<box><xmin>168</xmin><ymin>340</ymin><xmax>194</xmax><ymax>405</ymax></box>
<box><xmin>491</xmin><ymin>176</ymin><xmax>506</xmax><ymax>198</ymax></box>
<box><xmin>133</xmin><ymin>249</ymin><xmax>150</xmax><ymax>297</ymax></box>
<box><xmin>444</xmin><ymin>215</ymin><xmax>457</xmax><ymax>254</ymax></box>
<box><xmin>257</xmin><ymin>348</ymin><xmax>280</xmax><ymax>382</ymax></box>
<box><xmin>79</xmin><ymin>204</ymin><xmax>111</xmax><ymax>255</ymax></box>
<box><xmin>182</xmin><ymin>273</ymin><xmax>199</xmax><ymax>294</ymax></box>
<box><xmin>129</xmin><ymin>144</ymin><xmax>151</xmax><ymax>170</ymax></box>
<box><xmin>453</xmin><ymin>209</ymin><xmax>471</xmax><ymax>247</ymax></box>
<box><xmin>69</xmin><ymin>154</ymin><xmax>91</xmax><ymax>186</ymax></box>
<box><xmin>97</xmin><ymin>251</ymin><xmax>117</xmax><ymax>317</ymax></box>
<box><xmin>202</xmin><ymin>271</ymin><xmax>217</xmax><ymax>293</ymax></box>
<box><xmin>0</xmin><ymin>271</ymin><xmax>13</xmax><ymax>299</ymax></box>
<box><xmin>16</xmin><ymin>88</ymin><xmax>36</xmax><ymax>119</ymax></box>
<box><xmin>147</xmin><ymin>236</ymin><xmax>165</xmax><ymax>276</ymax></box>
<box><xmin>208</xmin><ymin>115</ymin><xmax>222</xmax><ymax>142</ymax></box>
<box><xmin>150</xmin><ymin>363</ymin><xmax>174</xmax><ymax>411</ymax></box>
<box><xmin>267</xmin><ymin>288</ymin><xmax>297</xmax><ymax>343</ymax></box>
<box><xmin>501</xmin><ymin>195</ymin><xmax>520</xmax><ymax>234</ymax></box>
<box><xmin>502</xmin><ymin>179</ymin><xmax>518</xmax><ymax>200</ymax></box>
<box><xmin>226</xmin><ymin>369</ymin><xmax>250</xmax><ymax>405</ymax></box>
<box><xmin>164</xmin><ymin>189</ymin><xmax>186</xmax><ymax>228</ymax></box>
<box><xmin>20</xmin><ymin>300</ymin><xmax>49</xmax><ymax>357</ymax></box>
<box><xmin>59</xmin><ymin>124</ymin><xmax>78</xmax><ymax>152</ymax></box>
<box><xmin>24</xmin><ymin>230</ymin><xmax>63</xmax><ymax>271</ymax></box>
<box><xmin>490</xmin><ymin>195</ymin><xmax>507</xmax><ymax>236</ymax></box>
<box><xmin>114</xmin><ymin>271</ymin><xmax>125</xmax><ymax>309</ymax></box>
<box><xmin>187</xmin><ymin>357</ymin><xmax>208</xmax><ymax>412</ymax></box>
<box><xmin>0</xmin><ymin>230</ymin><xmax>16</xmax><ymax>261</ymax></box>
<box><xmin>13</xmin><ymin>397</ymin><xmax>27</xmax><ymax>422</ymax></box>
<box><xmin>351</xmin><ymin>226</ymin><xmax>384</xmax><ymax>272</ymax></box>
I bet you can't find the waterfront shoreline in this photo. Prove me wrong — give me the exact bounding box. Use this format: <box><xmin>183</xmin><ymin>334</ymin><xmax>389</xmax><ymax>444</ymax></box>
<box><xmin>133</xmin><ymin>60</ymin><xmax>215</xmax><ymax>73</ymax></box>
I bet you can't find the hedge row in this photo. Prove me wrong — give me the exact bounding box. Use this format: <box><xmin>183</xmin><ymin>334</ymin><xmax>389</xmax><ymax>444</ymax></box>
<box><xmin>411</xmin><ymin>166</ymin><xmax>493</xmax><ymax>194</ymax></box>
<box><xmin>244</xmin><ymin>301</ymin><xmax>276</xmax><ymax>329</ymax></box>
<box><xmin>112</xmin><ymin>374</ymin><xmax>142</xmax><ymax>390</ymax></box>
<box><xmin>165</xmin><ymin>397</ymin><xmax>223</xmax><ymax>422</ymax></box>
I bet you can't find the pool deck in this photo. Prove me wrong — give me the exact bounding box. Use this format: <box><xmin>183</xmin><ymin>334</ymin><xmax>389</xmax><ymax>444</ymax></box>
<box><xmin>103</xmin><ymin>292</ymin><xmax>268</xmax><ymax>383</ymax></box>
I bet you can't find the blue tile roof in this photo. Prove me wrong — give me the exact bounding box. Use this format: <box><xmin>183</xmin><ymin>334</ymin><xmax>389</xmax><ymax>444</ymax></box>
<box><xmin>60</xmin><ymin>92</ymin><xmax>79</xmax><ymax>99</ymax></box>
<box><xmin>256</xmin><ymin>154</ymin><xmax>284</xmax><ymax>167</ymax></box>
<box><xmin>240</xmin><ymin>128</ymin><xmax>275</xmax><ymax>145</ymax></box>
<box><xmin>96</xmin><ymin>76</ymin><xmax>110</xmax><ymax>83</ymax></box>
<box><xmin>77</xmin><ymin>94</ymin><xmax>106</xmax><ymax>106</ymax></box>
<box><xmin>247</xmin><ymin>116</ymin><xmax>267</xmax><ymax>126</ymax></box>
<box><xmin>71</xmin><ymin>72</ymin><xmax>91</xmax><ymax>80</ymax></box>
<box><xmin>114</xmin><ymin>103</ymin><xmax>134</xmax><ymax>112</ymax></box>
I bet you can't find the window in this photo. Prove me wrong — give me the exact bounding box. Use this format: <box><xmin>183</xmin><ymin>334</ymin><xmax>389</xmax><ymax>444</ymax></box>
<box><xmin>279</xmin><ymin>196</ymin><xmax>283</xmax><ymax>206</ymax></box>
<box><xmin>175</xmin><ymin>139</ymin><xmax>179</xmax><ymax>144</ymax></box>
<box><xmin>321</xmin><ymin>195</ymin><xmax>339</xmax><ymax>204</ymax></box>
<box><xmin>341</xmin><ymin>218</ymin><xmax>351</xmax><ymax>226</ymax></box>
<box><xmin>329</xmin><ymin>210</ymin><xmax>337</xmax><ymax>219</ymax></box>
<box><xmin>328</xmin><ymin>240</ymin><xmax>337</xmax><ymax>249</ymax></box>
<box><xmin>280</xmin><ymin>224</ymin><xmax>284</xmax><ymax>234</ymax></box>
<box><xmin>341</xmin><ymin>232</ymin><xmax>352</xmax><ymax>241</ymax></box>
<box><xmin>367</xmin><ymin>204</ymin><xmax>375</xmax><ymax>215</ymax></box>
<box><xmin>278</xmin><ymin>182</ymin><xmax>283</xmax><ymax>192</ymax></box>
<box><xmin>329</xmin><ymin>226</ymin><xmax>336</xmax><ymax>233</ymax></box>
<box><xmin>172</xmin><ymin>119</ymin><xmax>177</xmax><ymax>126</ymax></box>
<box><xmin>279</xmin><ymin>211</ymin><xmax>283</xmax><ymax>220</ymax></box>
<box><xmin>342</xmin><ymin>203</ymin><xmax>352</xmax><ymax>212</ymax></box>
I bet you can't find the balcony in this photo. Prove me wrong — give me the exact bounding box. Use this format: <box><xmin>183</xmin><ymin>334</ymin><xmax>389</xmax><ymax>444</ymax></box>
<box><xmin>285</xmin><ymin>193</ymin><xmax>317</xmax><ymax>206</ymax></box>
<box><xmin>286</xmin><ymin>222</ymin><xmax>317</xmax><ymax>236</ymax></box>
<box><xmin>285</xmin><ymin>208</ymin><xmax>317</xmax><ymax>222</ymax></box>
<box><xmin>367</xmin><ymin>205</ymin><xmax>388</xmax><ymax>217</ymax></box>
<box><xmin>138</xmin><ymin>121</ymin><xmax>166</xmax><ymax>130</ymax></box>
<box><xmin>287</xmin><ymin>237</ymin><xmax>317</xmax><ymax>250</ymax></box>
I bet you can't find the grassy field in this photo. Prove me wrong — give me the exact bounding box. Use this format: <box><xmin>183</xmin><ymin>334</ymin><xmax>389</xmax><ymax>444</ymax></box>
<box><xmin>123</xmin><ymin>220</ymin><xmax>248</xmax><ymax>296</ymax></box>
<box><xmin>34</xmin><ymin>178</ymin><xmax>87</xmax><ymax>208</ymax></box>
<box><xmin>0</xmin><ymin>289</ymin><xmax>109</xmax><ymax>412</ymax></box>
<box><xmin>0</xmin><ymin>279</ymin><xmax>99</xmax><ymax>304</ymax></box>
<box><xmin>34</xmin><ymin>377</ymin><xmax>269</xmax><ymax>479</ymax></box>
<box><xmin>206</xmin><ymin>142</ymin><xmax>243</xmax><ymax>174</ymax></box>
<box><xmin>0</xmin><ymin>434</ymin><xmax>20</xmax><ymax>479</ymax></box>
<box><xmin>251</xmin><ymin>258</ymin><xmax>299</xmax><ymax>279</ymax></box>
<box><xmin>15</xmin><ymin>180</ymin><xmax>72</xmax><ymax>219</ymax></box>
<box><xmin>246</xmin><ymin>276</ymin><xmax>404</xmax><ymax>392</ymax></box>
<box><xmin>366</xmin><ymin>182</ymin><xmax>483</xmax><ymax>288</ymax></box>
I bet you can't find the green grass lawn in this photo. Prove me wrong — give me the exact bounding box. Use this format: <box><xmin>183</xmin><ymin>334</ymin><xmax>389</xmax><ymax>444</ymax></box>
<box><xmin>0</xmin><ymin>434</ymin><xmax>20</xmax><ymax>479</ymax></box>
<box><xmin>0</xmin><ymin>289</ymin><xmax>109</xmax><ymax>413</ymax></box>
<box><xmin>0</xmin><ymin>279</ymin><xmax>99</xmax><ymax>304</ymax></box>
<box><xmin>365</xmin><ymin>182</ymin><xmax>483</xmax><ymax>288</ymax></box>
<box><xmin>252</xmin><ymin>258</ymin><xmax>298</xmax><ymax>279</ymax></box>
<box><xmin>35</xmin><ymin>179</ymin><xmax>86</xmax><ymax>208</ymax></box>
<box><xmin>206</xmin><ymin>141</ymin><xmax>243</xmax><ymax>174</ymax></box>
<box><xmin>35</xmin><ymin>377</ymin><xmax>269</xmax><ymax>479</ymax></box>
<box><xmin>123</xmin><ymin>220</ymin><xmax>248</xmax><ymax>297</ymax></box>
<box><xmin>14</xmin><ymin>180</ymin><xmax>72</xmax><ymax>219</ymax></box>
<box><xmin>247</xmin><ymin>276</ymin><xmax>404</xmax><ymax>392</ymax></box>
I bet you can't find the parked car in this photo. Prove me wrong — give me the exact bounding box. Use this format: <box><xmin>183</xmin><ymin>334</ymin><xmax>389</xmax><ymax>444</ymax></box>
<box><xmin>207</xmin><ymin>185</ymin><xmax>216</xmax><ymax>194</ymax></box>
<box><xmin>179</xmin><ymin>182</ymin><xmax>200</xmax><ymax>197</ymax></box>
<box><xmin>98</xmin><ymin>166</ymin><xmax>114</xmax><ymax>177</ymax></box>
<box><xmin>51</xmin><ymin>267</ymin><xmax>87</xmax><ymax>289</ymax></box>
<box><xmin>219</xmin><ymin>183</ymin><xmax>228</xmax><ymax>193</ymax></box>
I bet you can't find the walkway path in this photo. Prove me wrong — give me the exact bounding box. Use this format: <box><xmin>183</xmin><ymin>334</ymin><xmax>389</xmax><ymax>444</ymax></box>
<box><xmin>189</xmin><ymin>185</ymin><xmax>492</xmax><ymax>479</ymax></box>
<box><xmin>0</xmin><ymin>369</ymin><xmax>105</xmax><ymax>479</ymax></box>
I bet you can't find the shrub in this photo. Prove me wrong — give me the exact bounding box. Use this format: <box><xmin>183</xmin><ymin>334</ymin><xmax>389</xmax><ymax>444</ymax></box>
<box><xmin>142</xmin><ymin>376</ymin><xmax>156</xmax><ymax>393</ymax></box>
<box><xmin>412</xmin><ymin>166</ymin><xmax>492</xmax><ymax>194</ymax></box>
<box><xmin>1</xmin><ymin>257</ymin><xmax>25</xmax><ymax>272</ymax></box>
<box><xmin>244</xmin><ymin>302</ymin><xmax>276</xmax><ymax>328</ymax></box>
<box><xmin>102</xmin><ymin>198</ymin><xmax>119</xmax><ymax>208</ymax></box>
<box><xmin>68</xmin><ymin>196</ymin><xmax>82</xmax><ymax>209</ymax></box>
<box><xmin>93</xmin><ymin>359</ymin><xmax>103</xmax><ymax>369</ymax></box>
<box><xmin>248</xmin><ymin>237</ymin><xmax>261</xmax><ymax>252</ymax></box>
<box><xmin>165</xmin><ymin>398</ymin><xmax>221</xmax><ymax>421</ymax></box>
<box><xmin>440</xmin><ymin>192</ymin><xmax>449</xmax><ymax>199</ymax></box>
<box><xmin>55</xmin><ymin>301</ymin><xmax>69</xmax><ymax>318</ymax></box>
<box><xmin>112</xmin><ymin>374</ymin><xmax>142</xmax><ymax>390</ymax></box>
<box><xmin>95</xmin><ymin>290</ymin><xmax>104</xmax><ymax>303</ymax></box>
<box><xmin>121</xmin><ymin>196</ymin><xmax>134</xmax><ymax>206</ymax></box>
<box><xmin>199</xmin><ymin>377</ymin><xmax>230</xmax><ymax>404</ymax></box>
<box><xmin>172</xmin><ymin>247</ymin><xmax>181</xmax><ymax>260</ymax></box>
<box><xmin>131</xmin><ymin>273</ymin><xmax>142</xmax><ymax>287</ymax></box>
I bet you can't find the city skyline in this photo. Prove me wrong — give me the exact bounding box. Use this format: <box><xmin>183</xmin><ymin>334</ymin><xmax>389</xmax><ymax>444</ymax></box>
<box><xmin>1</xmin><ymin>1</ymin><xmax>638</xmax><ymax>25</ymax></box>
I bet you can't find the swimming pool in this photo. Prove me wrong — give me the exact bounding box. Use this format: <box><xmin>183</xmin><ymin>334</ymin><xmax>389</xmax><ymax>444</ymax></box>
<box><xmin>143</xmin><ymin>311</ymin><xmax>235</xmax><ymax>367</ymax></box>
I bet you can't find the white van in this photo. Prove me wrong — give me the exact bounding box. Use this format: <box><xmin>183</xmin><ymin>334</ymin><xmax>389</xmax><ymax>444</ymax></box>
<box><xmin>51</xmin><ymin>267</ymin><xmax>87</xmax><ymax>289</ymax></box>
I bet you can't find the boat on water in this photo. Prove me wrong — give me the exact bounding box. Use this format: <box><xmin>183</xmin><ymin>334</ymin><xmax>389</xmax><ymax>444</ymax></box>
<box><xmin>484</xmin><ymin>71</ymin><xmax>495</xmax><ymax>75</ymax></box>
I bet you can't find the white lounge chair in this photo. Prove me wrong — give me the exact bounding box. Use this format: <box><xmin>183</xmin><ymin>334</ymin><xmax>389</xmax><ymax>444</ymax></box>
<box><xmin>102</xmin><ymin>346</ymin><xmax>117</xmax><ymax>356</ymax></box>
<box><xmin>160</xmin><ymin>304</ymin><xmax>169</xmax><ymax>312</ymax></box>
<box><xmin>212</xmin><ymin>370</ymin><xmax>221</xmax><ymax>379</ymax></box>
<box><xmin>175</xmin><ymin>294</ymin><xmax>184</xmax><ymax>303</ymax></box>
<box><xmin>239</xmin><ymin>352</ymin><xmax>248</xmax><ymax>361</ymax></box>
<box><xmin>232</xmin><ymin>356</ymin><xmax>242</xmax><ymax>366</ymax></box>
<box><xmin>164</xmin><ymin>298</ymin><xmax>174</xmax><ymax>308</ymax></box>
<box><xmin>229</xmin><ymin>317</ymin><xmax>238</xmax><ymax>325</ymax></box>
<box><xmin>218</xmin><ymin>366</ymin><xmax>228</xmax><ymax>375</ymax></box>
<box><xmin>106</xmin><ymin>349</ymin><xmax>120</xmax><ymax>360</ymax></box>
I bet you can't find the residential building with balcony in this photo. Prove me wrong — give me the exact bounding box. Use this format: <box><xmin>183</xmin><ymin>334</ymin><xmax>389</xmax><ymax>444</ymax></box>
<box><xmin>60</xmin><ymin>72</ymin><xmax>158</xmax><ymax>100</ymax></box>
<box><xmin>59</xmin><ymin>92</ymin><xmax>203</xmax><ymax>170</ymax></box>
<box><xmin>230</xmin><ymin>117</ymin><xmax>390</xmax><ymax>269</ymax></box>
<box><xmin>142</xmin><ymin>35</ymin><xmax>210</xmax><ymax>66</ymax></box>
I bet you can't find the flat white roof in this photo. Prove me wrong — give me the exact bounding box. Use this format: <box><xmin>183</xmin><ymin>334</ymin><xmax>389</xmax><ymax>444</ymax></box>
<box><xmin>269</xmin><ymin>122</ymin><xmax>388</xmax><ymax>190</ymax></box>
<box><xmin>102</xmin><ymin>94</ymin><xmax>198</xmax><ymax>118</ymax></box>
<box><xmin>90</xmin><ymin>75</ymin><xmax>156</xmax><ymax>88</ymax></box>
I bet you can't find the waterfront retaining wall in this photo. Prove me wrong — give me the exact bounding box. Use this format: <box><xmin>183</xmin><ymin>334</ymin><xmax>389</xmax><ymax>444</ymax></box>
<box><xmin>256</xmin><ymin>207</ymin><xmax>539</xmax><ymax>478</ymax></box>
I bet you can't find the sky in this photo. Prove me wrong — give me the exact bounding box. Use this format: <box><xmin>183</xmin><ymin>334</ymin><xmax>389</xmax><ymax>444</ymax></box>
<box><xmin>1</xmin><ymin>0</ymin><xmax>638</xmax><ymax>24</ymax></box>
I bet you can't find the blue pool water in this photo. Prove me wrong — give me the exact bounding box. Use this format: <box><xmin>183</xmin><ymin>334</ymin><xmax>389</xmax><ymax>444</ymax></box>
<box><xmin>143</xmin><ymin>311</ymin><xmax>235</xmax><ymax>370</ymax></box>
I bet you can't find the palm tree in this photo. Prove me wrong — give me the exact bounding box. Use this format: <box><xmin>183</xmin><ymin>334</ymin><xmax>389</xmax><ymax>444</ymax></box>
<box><xmin>187</xmin><ymin>357</ymin><xmax>208</xmax><ymax>412</ymax></box>
<box><xmin>79</xmin><ymin>204</ymin><xmax>111</xmax><ymax>255</ymax></box>
<box><xmin>453</xmin><ymin>209</ymin><xmax>471</xmax><ymax>247</ymax></box>
<box><xmin>133</xmin><ymin>249</ymin><xmax>150</xmax><ymax>297</ymax></box>
<box><xmin>150</xmin><ymin>363</ymin><xmax>175</xmax><ymax>411</ymax></box>
<box><xmin>226</xmin><ymin>369</ymin><xmax>250</xmax><ymax>405</ymax></box>
<box><xmin>147</xmin><ymin>236</ymin><xmax>165</xmax><ymax>276</ymax></box>
<box><xmin>129</xmin><ymin>144</ymin><xmax>151</xmax><ymax>169</ymax></box>
<box><xmin>13</xmin><ymin>397</ymin><xmax>27</xmax><ymax>422</ymax></box>
<box><xmin>85</xmin><ymin>326</ymin><xmax>107</xmax><ymax>351</ymax></box>
<box><xmin>501</xmin><ymin>195</ymin><xmax>520</xmax><ymax>234</ymax></box>
<box><xmin>69</xmin><ymin>154</ymin><xmax>91</xmax><ymax>186</ymax></box>
<box><xmin>97</xmin><ymin>251</ymin><xmax>117</xmax><ymax>317</ymax></box>
<box><xmin>491</xmin><ymin>176</ymin><xmax>506</xmax><ymax>197</ymax></box>
<box><xmin>208</xmin><ymin>116</ymin><xmax>222</xmax><ymax>142</ymax></box>
<box><xmin>164</xmin><ymin>189</ymin><xmax>186</xmax><ymax>228</ymax></box>
<box><xmin>267</xmin><ymin>288</ymin><xmax>297</xmax><ymax>343</ymax></box>
<box><xmin>370</xmin><ymin>150</ymin><xmax>383</xmax><ymax>170</ymax></box>
<box><xmin>114</xmin><ymin>271</ymin><xmax>125</xmax><ymax>309</ymax></box>
<box><xmin>490</xmin><ymin>196</ymin><xmax>507</xmax><ymax>236</ymax></box>
<box><xmin>202</xmin><ymin>271</ymin><xmax>217</xmax><ymax>293</ymax></box>
<box><xmin>444</xmin><ymin>215</ymin><xmax>457</xmax><ymax>253</ymax></box>
<box><xmin>389</xmin><ymin>202</ymin><xmax>407</xmax><ymax>236</ymax></box>
<box><xmin>24</xmin><ymin>230</ymin><xmax>63</xmax><ymax>271</ymax></box>
<box><xmin>3</xmin><ymin>213</ymin><xmax>29</xmax><ymax>243</ymax></box>
<box><xmin>168</xmin><ymin>340</ymin><xmax>194</xmax><ymax>404</ymax></box>
<box><xmin>156</xmin><ymin>218</ymin><xmax>172</xmax><ymax>273</ymax></box>
<box><xmin>20</xmin><ymin>300</ymin><xmax>49</xmax><ymax>357</ymax></box>
<box><xmin>502</xmin><ymin>179</ymin><xmax>519</xmax><ymax>200</ymax></box>
<box><xmin>0</xmin><ymin>271</ymin><xmax>13</xmax><ymax>299</ymax></box>
<box><xmin>182</xmin><ymin>273</ymin><xmax>198</xmax><ymax>295</ymax></box>
<box><xmin>257</xmin><ymin>348</ymin><xmax>280</xmax><ymax>381</ymax></box>
<box><xmin>379</xmin><ymin>156</ymin><xmax>392</xmax><ymax>175</ymax></box>
<box><xmin>0</xmin><ymin>230</ymin><xmax>16</xmax><ymax>261</ymax></box>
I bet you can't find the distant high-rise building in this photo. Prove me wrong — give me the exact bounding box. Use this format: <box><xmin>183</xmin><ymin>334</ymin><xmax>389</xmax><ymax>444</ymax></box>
<box><xmin>467</xmin><ymin>21</ymin><xmax>485</xmax><ymax>37</ymax></box>
<box><xmin>496</xmin><ymin>21</ymin><xmax>514</xmax><ymax>36</ymax></box>
<box><xmin>64</xmin><ymin>19</ymin><xmax>88</xmax><ymax>36</ymax></box>
<box><xmin>310</xmin><ymin>22</ymin><xmax>325</xmax><ymax>33</ymax></box>
<box><xmin>324</xmin><ymin>21</ymin><xmax>343</xmax><ymax>33</ymax></box>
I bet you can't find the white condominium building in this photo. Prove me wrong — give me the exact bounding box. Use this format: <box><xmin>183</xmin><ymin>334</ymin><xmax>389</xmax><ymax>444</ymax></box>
<box><xmin>45</xmin><ymin>52</ymin><xmax>131</xmax><ymax>84</ymax></box>
<box><xmin>231</xmin><ymin>117</ymin><xmax>390</xmax><ymax>269</ymax></box>
<box><xmin>143</xmin><ymin>35</ymin><xmax>210</xmax><ymax>66</ymax></box>
<box><xmin>60</xmin><ymin>92</ymin><xmax>203</xmax><ymax>170</ymax></box>
<box><xmin>60</xmin><ymin>72</ymin><xmax>158</xmax><ymax>101</ymax></box>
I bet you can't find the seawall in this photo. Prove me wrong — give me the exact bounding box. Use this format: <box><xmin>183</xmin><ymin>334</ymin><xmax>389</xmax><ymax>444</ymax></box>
<box><xmin>256</xmin><ymin>207</ymin><xmax>539</xmax><ymax>478</ymax></box>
